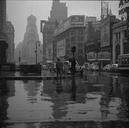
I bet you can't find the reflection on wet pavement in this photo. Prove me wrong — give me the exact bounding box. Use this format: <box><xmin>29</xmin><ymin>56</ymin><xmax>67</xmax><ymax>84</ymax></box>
<box><xmin>0</xmin><ymin>72</ymin><xmax>129</xmax><ymax>128</ymax></box>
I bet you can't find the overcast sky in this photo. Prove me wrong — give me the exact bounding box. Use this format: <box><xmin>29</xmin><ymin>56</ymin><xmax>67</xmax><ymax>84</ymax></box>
<box><xmin>6</xmin><ymin>0</ymin><xmax>119</xmax><ymax>47</ymax></box>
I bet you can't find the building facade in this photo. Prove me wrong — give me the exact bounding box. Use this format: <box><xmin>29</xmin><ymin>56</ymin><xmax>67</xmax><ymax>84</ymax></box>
<box><xmin>85</xmin><ymin>19</ymin><xmax>101</xmax><ymax>63</ymax></box>
<box><xmin>99</xmin><ymin>15</ymin><xmax>118</xmax><ymax>68</ymax></box>
<box><xmin>112</xmin><ymin>0</ymin><xmax>129</xmax><ymax>64</ymax></box>
<box><xmin>112</xmin><ymin>21</ymin><xmax>127</xmax><ymax>64</ymax></box>
<box><xmin>42</xmin><ymin>21</ymin><xmax>57</xmax><ymax>63</ymax></box>
<box><xmin>5</xmin><ymin>21</ymin><xmax>15</xmax><ymax>64</ymax></box>
<box><xmin>49</xmin><ymin>0</ymin><xmax>67</xmax><ymax>23</ymax></box>
<box><xmin>41</xmin><ymin>0</ymin><xmax>68</xmax><ymax>64</ymax></box>
<box><xmin>0</xmin><ymin>0</ymin><xmax>8</xmax><ymax>65</ymax></box>
<box><xmin>54</xmin><ymin>15</ymin><xmax>85</xmax><ymax>65</ymax></box>
<box><xmin>21</xmin><ymin>15</ymin><xmax>42</xmax><ymax>64</ymax></box>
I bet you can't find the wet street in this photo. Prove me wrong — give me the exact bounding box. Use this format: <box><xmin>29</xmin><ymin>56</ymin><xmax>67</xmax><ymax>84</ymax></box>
<box><xmin>0</xmin><ymin>71</ymin><xmax>129</xmax><ymax>128</ymax></box>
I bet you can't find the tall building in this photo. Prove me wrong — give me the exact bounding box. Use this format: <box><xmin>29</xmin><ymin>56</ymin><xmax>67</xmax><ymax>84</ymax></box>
<box><xmin>41</xmin><ymin>0</ymin><xmax>68</xmax><ymax>64</ymax></box>
<box><xmin>54</xmin><ymin>15</ymin><xmax>85</xmax><ymax>65</ymax></box>
<box><xmin>21</xmin><ymin>15</ymin><xmax>42</xmax><ymax>64</ymax></box>
<box><xmin>99</xmin><ymin>15</ymin><xmax>118</xmax><ymax>68</ymax></box>
<box><xmin>42</xmin><ymin>21</ymin><xmax>57</xmax><ymax>63</ymax></box>
<box><xmin>85</xmin><ymin>18</ymin><xmax>101</xmax><ymax>63</ymax></box>
<box><xmin>49</xmin><ymin>0</ymin><xmax>67</xmax><ymax>23</ymax></box>
<box><xmin>5</xmin><ymin>21</ymin><xmax>15</xmax><ymax>63</ymax></box>
<box><xmin>112</xmin><ymin>0</ymin><xmax>129</xmax><ymax>64</ymax></box>
<box><xmin>0</xmin><ymin>0</ymin><xmax>8</xmax><ymax>65</ymax></box>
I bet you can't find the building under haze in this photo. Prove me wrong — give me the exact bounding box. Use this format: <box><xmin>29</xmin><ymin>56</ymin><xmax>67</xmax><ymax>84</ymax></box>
<box><xmin>41</xmin><ymin>0</ymin><xmax>68</xmax><ymax>64</ymax></box>
<box><xmin>5</xmin><ymin>21</ymin><xmax>15</xmax><ymax>64</ymax></box>
<box><xmin>49</xmin><ymin>0</ymin><xmax>67</xmax><ymax>23</ymax></box>
<box><xmin>21</xmin><ymin>15</ymin><xmax>42</xmax><ymax>64</ymax></box>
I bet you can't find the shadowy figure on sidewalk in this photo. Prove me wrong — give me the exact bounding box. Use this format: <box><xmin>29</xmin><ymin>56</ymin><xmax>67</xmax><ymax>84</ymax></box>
<box><xmin>56</xmin><ymin>58</ymin><xmax>63</xmax><ymax>80</ymax></box>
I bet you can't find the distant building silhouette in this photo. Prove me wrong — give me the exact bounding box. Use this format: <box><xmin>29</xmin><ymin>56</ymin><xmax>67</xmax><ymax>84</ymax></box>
<box><xmin>42</xmin><ymin>0</ymin><xmax>68</xmax><ymax>64</ymax></box>
<box><xmin>19</xmin><ymin>15</ymin><xmax>42</xmax><ymax>64</ymax></box>
<box><xmin>49</xmin><ymin>0</ymin><xmax>67</xmax><ymax>23</ymax></box>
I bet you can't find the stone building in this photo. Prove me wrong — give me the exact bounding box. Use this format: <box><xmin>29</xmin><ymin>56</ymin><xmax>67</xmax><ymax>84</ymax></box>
<box><xmin>112</xmin><ymin>21</ymin><xmax>127</xmax><ymax>64</ymax></box>
<box><xmin>0</xmin><ymin>0</ymin><xmax>8</xmax><ymax>65</ymax></box>
<box><xmin>5</xmin><ymin>21</ymin><xmax>15</xmax><ymax>63</ymax></box>
<box><xmin>49</xmin><ymin>0</ymin><xmax>67</xmax><ymax>23</ymax></box>
<box><xmin>54</xmin><ymin>15</ymin><xmax>85</xmax><ymax>65</ymax></box>
<box><xmin>99</xmin><ymin>15</ymin><xmax>119</xmax><ymax>68</ymax></box>
<box><xmin>21</xmin><ymin>15</ymin><xmax>42</xmax><ymax>64</ymax></box>
<box><xmin>42</xmin><ymin>21</ymin><xmax>57</xmax><ymax>64</ymax></box>
<box><xmin>85</xmin><ymin>18</ymin><xmax>101</xmax><ymax>63</ymax></box>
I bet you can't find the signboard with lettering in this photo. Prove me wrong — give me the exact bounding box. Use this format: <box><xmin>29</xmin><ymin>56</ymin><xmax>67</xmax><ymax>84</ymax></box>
<box><xmin>71</xmin><ymin>15</ymin><xmax>85</xmax><ymax>26</ymax></box>
<box><xmin>98</xmin><ymin>51</ymin><xmax>111</xmax><ymax>60</ymax></box>
<box><xmin>87</xmin><ymin>52</ymin><xmax>97</xmax><ymax>61</ymax></box>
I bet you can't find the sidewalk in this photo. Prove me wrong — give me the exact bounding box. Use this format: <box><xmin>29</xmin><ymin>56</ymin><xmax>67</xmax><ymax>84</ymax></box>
<box><xmin>0</xmin><ymin>70</ymin><xmax>71</xmax><ymax>80</ymax></box>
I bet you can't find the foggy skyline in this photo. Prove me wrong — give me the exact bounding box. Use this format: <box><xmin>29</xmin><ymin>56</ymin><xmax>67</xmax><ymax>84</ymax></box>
<box><xmin>7</xmin><ymin>0</ymin><xmax>119</xmax><ymax>47</ymax></box>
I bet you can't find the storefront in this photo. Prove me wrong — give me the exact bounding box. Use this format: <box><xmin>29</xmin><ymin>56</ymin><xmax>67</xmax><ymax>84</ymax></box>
<box><xmin>98</xmin><ymin>51</ymin><xmax>111</xmax><ymax>68</ymax></box>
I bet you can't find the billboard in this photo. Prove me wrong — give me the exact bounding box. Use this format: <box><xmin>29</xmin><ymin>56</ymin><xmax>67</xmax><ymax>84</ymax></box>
<box><xmin>98</xmin><ymin>51</ymin><xmax>111</xmax><ymax>60</ymax></box>
<box><xmin>87</xmin><ymin>52</ymin><xmax>97</xmax><ymax>61</ymax></box>
<box><xmin>71</xmin><ymin>15</ymin><xmax>85</xmax><ymax>26</ymax></box>
<box><xmin>57</xmin><ymin>39</ymin><xmax>66</xmax><ymax>57</ymax></box>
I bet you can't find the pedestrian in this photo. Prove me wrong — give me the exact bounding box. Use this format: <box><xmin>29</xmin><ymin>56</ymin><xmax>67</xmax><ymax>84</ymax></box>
<box><xmin>56</xmin><ymin>58</ymin><xmax>63</xmax><ymax>80</ymax></box>
<box><xmin>69</xmin><ymin>57</ymin><xmax>76</xmax><ymax>76</ymax></box>
<box><xmin>80</xmin><ymin>66</ymin><xmax>84</xmax><ymax>77</ymax></box>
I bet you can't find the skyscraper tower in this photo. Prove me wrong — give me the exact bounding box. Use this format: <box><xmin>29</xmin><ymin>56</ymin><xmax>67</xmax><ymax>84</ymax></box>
<box><xmin>49</xmin><ymin>0</ymin><xmax>67</xmax><ymax>23</ymax></box>
<box><xmin>22</xmin><ymin>15</ymin><xmax>42</xmax><ymax>64</ymax></box>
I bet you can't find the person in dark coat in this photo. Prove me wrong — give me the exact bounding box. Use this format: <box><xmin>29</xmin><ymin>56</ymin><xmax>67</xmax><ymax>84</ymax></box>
<box><xmin>56</xmin><ymin>58</ymin><xmax>63</xmax><ymax>80</ymax></box>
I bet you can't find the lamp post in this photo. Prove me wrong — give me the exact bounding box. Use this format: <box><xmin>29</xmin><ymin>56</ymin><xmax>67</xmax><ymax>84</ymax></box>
<box><xmin>19</xmin><ymin>50</ymin><xmax>21</xmax><ymax>64</ymax></box>
<box><xmin>35</xmin><ymin>41</ymin><xmax>40</xmax><ymax>64</ymax></box>
<box><xmin>40</xmin><ymin>20</ymin><xmax>46</xmax><ymax>64</ymax></box>
<box><xmin>70</xmin><ymin>46</ymin><xmax>76</xmax><ymax>76</ymax></box>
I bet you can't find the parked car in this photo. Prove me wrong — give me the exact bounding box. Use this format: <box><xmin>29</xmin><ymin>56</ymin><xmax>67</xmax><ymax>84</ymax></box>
<box><xmin>91</xmin><ymin>64</ymin><xmax>99</xmax><ymax>71</ymax></box>
<box><xmin>110</xmin><ymin>64</ymin><xmax>118</xmax><ymax>72</ymax></box>
<box><xmin>42</xmin><ymin>65</ymin><xmax>47</xmax><ymax>70</ymax></box>
<box><xmin>103</xmin><ymin>64</ymin><xmax>112</xmax><ymax>71</ymax></box>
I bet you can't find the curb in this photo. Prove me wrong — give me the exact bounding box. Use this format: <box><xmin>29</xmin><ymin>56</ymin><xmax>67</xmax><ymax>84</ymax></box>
<box><xmin>0</xmin><ymin>76</ymin><xmax>72</xmax><ymax>80</ymax></box>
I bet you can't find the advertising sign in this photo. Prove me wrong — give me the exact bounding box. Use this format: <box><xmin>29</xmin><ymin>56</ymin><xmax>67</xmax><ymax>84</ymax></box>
<box><xmin>71</xmin><ymin>15</ymin><xmax>85</xmax><ymax>26</ymax></box>
<box><xmin>98</xmin><ymin>51</ymin><xmax>111</xmax><ymax>60</ymax></box>
<box><xmin>57</xmin><ymin>39</ymin><xmax>66</xmax><ymax>57</ymax></box>
<box><xmin>87</xmin><ymin>52</ymin><xmax>97</xmax><ymax>61</ymax></box>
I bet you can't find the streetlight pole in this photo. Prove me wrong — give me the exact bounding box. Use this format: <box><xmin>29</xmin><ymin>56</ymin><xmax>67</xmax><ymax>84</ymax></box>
<box><xmin>19</xmin><ymin>50</ymin><xmax>21</xmax><ymax>64</ymax></box>
<box><xmin>35</xmin><ymin>42</ymin><xmax>37</xmax><ymax>64</ymax></box>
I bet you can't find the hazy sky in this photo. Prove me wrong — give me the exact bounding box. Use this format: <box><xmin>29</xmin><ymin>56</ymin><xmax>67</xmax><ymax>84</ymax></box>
<box><xmin>6</xmin><ymin>0</ymin><xmax>119</xmax><ymax>47</ymax></box>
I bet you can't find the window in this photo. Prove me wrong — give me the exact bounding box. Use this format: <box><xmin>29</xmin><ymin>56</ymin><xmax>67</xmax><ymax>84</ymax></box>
<box><xmin>78</xmin><ymin>29</ymin><xmax>84</xmax><ymax>35</ymax></box>
<box><xmin>78</xmin><ymin>36</ymin><xmax>84</xmax><ymax>41</ymax></box>
<box><xmin>71</xmin><ymin>30</ymin><xmax>75</xmax><ymax>35</ymax></box>
<box><xmin>71</xmin><ymin>36</ymin><xmax>76</xmax><ymax>41</ymax></box>
<box><xmin>78</xmin><ymin>49</ymin><xmax>83</xmax><ymax>56</ymax></box>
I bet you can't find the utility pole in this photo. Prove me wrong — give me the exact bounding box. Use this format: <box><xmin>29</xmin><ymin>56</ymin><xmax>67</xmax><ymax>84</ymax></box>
<box><xmin>19</xmin><ymin>50</ymin><xmax>21</xmax><ymax>64</ymax></box>
<box><xmin>35</xmin><ymin>42</ymin><xmax>37</xmax><ymax>64</ymax></box>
